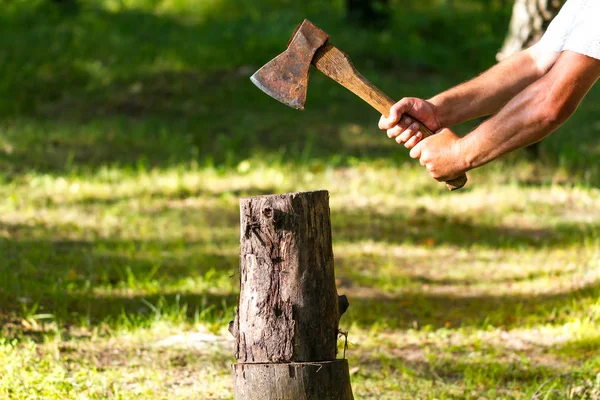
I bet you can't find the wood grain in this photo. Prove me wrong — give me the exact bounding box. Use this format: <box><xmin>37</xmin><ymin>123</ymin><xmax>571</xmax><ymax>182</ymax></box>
<box><xmin>233</xmin><ymin>190</ymin><xmax>341</xmax><ymax>363</ymax></box>
<box><xmin>312</xmin><ymin>43</ymin><xmax>468</xmax><ymax>191</ymax></box>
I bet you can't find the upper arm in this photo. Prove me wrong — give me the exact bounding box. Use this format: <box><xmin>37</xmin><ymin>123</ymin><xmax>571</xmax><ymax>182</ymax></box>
<box><xmin>525</xmin><ymin>43</ymin><xmax>560</xmax><ymax>75</ymax></box>
<box><xmin>540</xmin><ymin>51</ymin><xmax>600</xmax><ymax>122</ymax></box>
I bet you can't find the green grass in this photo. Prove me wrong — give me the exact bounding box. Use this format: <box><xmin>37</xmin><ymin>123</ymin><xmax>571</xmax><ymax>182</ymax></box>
<box><xmin>1</xmin><ymin>0</ymin><xmax>600</xmax><ymax>398</ymax></box>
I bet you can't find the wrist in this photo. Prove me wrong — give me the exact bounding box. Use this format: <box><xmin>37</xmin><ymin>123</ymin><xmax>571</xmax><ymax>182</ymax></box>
<box><xmin>427</xmin><ymin>94</ymin><xmax>451</xmax><ymax>128</ymax></box>
<box><xmin>457</xmin><ymin>135</ymin><xmax>477</xmax><ymax>172</ymax></box>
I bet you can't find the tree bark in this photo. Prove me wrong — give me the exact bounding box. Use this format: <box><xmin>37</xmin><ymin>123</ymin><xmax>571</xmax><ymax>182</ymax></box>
<box><xmin>231</xmin><ymin>190</ymin><xmax>353</xmax><ymax>400</ymax></box>
<box><xmin>232</xmin><ymin>360</ymin><xmax>354</xmax><ymax>400</ymax></box>
<box><xmin>234</xmin><ymin>190</ymin><xmax>339</xmax><ymax>363</ymax></box>
<box><xmin>497</xmin><ymin>0</ymin><xmax>564</xmax><ymax>62</ymax></box>
<box><xmin>230</xmin><ymin>191</ymin><xmax>353</xmax><ymax>400</ymax></box>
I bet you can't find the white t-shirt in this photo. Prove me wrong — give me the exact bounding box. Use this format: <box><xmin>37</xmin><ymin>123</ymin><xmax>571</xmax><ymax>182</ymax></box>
<box><xmin>538</xmin><ymin>0</ymin><xmax>600</xmax><ymax>60</ymax></box>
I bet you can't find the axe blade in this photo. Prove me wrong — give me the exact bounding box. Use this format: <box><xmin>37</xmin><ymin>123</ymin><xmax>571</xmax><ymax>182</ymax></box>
<box><xmin>250</xmin><ymin>19</ymin><xmax>329</xmax><ymax>110</ymax></box>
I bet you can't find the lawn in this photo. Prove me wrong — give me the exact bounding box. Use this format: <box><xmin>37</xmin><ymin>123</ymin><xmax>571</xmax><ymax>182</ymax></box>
<box><xmin>0</xmin><ymin>0</ymin><xmax>599</xmax><ymax>399</ymax></box>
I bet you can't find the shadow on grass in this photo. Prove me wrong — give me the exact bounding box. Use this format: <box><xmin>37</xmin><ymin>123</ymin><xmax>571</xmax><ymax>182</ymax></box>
<box><xmin>66</xmin><ymin>186</ymin><xmax>279</xmax><ymax>207</ymax></box>
<box><xmin>0</xmin><ymin>291</ymin><xmax>237</xmax><ymax>343</ymax></box>
<box><xmin>332</xmin><ymin>208</ymin><xmax>599</xmax><ymax>249</ymax></box>
<box><xmin>342</xmin><ymin>282</ymin><xmax>600</xmax><ymax>330</ymax></box>
<box><xmin>353</xmin><ymin>353</ymin><xmax>577</xmax><ymax>395</ymax></box>
<box><xmin>551</xmin><ymin>336</ymin><xmax>600</xmax><ymax>363</ymax></box>
<box><xmin>0</xmin><ymin>236</ymin><xmax>237</xmax><ymax>289</ymax></box>
<box><xmin>0</xmin><ymin>223</ymin><xmax>598</xmax><ymax>338</ymax></box>
<box><xmin>0</xmin><ymin>226</ymin><xmax>240</xmax><ymax>338</ymax></box>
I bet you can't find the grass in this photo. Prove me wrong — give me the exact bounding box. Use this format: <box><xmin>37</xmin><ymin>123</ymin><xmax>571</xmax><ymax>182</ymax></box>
<box><xmin>1</xmin><ymin>0</ymin><xmax>600</xmax><ymax>398</ymax></box>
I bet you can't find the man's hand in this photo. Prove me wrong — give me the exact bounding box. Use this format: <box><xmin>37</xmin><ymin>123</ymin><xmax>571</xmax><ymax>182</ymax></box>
<box><xmin>378</xmin><ymin>97</ymin><xmax>441</xmax><ymax>147</ymax></box>
<box><xmin>409</xmin><ymin>128</ymin><xmax>468</xmax><ymax>181</ymax></box>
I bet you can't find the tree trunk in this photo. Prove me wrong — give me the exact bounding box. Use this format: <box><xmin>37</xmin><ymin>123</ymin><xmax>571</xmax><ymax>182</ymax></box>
<box><xmin>497</xmin><ymin>0</ymin><xmax>564</xmax><ymax>158</ymax></box>
<box><xmin>497</xmin><ymin>0</ymin><xmax>564</xmax><ymax>62</ymax></box>
<box><xmin>231</xmin><ymin>190</ymin><xmax>353</xmax><ymax>400</ymax></box>
<box><xmin>233</xmin><ymin>360</ymin><xmax>353</xmax><ymax>400</ymax></box>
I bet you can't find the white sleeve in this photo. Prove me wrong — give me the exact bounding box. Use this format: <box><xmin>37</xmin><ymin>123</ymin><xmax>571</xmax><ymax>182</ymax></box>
<box><xmin>537</xmin><ymin>0</ymin><xmax>600</xmax><ymax>60</ymax></box>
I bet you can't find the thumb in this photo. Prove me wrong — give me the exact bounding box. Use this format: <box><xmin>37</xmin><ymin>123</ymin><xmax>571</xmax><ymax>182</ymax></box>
<box><xmin>380</xmin><ymin>98</ymin><xmax>414</xmax><ymax>129</ymax></box>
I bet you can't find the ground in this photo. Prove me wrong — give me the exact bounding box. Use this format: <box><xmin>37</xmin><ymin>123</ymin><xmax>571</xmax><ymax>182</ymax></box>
<box><xmin>0</xmin><ymin>0</ymin><xmax>599</xmax><ymax>399</ymax></box>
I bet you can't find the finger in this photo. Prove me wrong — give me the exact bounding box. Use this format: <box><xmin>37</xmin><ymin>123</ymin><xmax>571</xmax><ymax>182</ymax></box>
<box><xmin>386</xmin><ymin>125</ymin><xmax>404</xmax><ymax>139</ymax></box>
<box><xmin>404</xmin><ymin>131</ymin><xmax>422</xmax><ymax>149</ymax></box>
<box><xmin>380</xmin><ymin>98</ymin><xmax>413</xmax><ymax>130</ymax></box>
<box><xmin>386</xmin><ymin>115</ymin><xmax>414</xmax><ymax>139</ymax></box>
<box><xmin>409</xmin><ymin>141</ymin><xmax>422</xmax><ymax>159</ymax></box>
<box><xmin>391</xmin><ymin>116</ymin><xmax>413</xmax><ymax>137</ymax></box>
<box><xmin>398</xmin><ymin>122</ymin><xmax>419</xmax><ymax>143</ymax></box>
<box><xmin>378</xmin><ymin>114</ymin><xmax>398</xmax><ymax>130</ymax></box>
<box><xmin>396</xmin><ymin>126</ymin><xmax>415</xmax><ymax>144</ymax></box>
<box><xmin>378</xmin><ymin>115</ymin><xmax>388</xmax><ymax>130</ymax></box>
<box><xmin>386</xmin><ymin>102</ymin><xmax>401</xmax><ymax>128</ymax></box>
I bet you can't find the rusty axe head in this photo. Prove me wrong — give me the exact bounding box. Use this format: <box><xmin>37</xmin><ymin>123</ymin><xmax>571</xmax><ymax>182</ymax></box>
<box><xmin>250</xmin><ymin>20</ymin><xmax>329</xmax><ymax>110</ymax></box>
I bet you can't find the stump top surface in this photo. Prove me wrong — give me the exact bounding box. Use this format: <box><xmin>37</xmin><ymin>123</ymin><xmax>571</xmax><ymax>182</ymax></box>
<box><xmin>240</xmin><ymin>189</ymin><xmax>329</xmax><ymax>201</ymax></box>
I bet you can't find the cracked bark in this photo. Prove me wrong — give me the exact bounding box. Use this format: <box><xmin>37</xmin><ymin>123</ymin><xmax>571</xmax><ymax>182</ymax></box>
<box><xmin>234</xmin><ymin>190</ymin><xmax>339</xmax><ymax>362</ymax></box>
<box><xmin>232</xmin><ymin>190</ymin><xmax>353</xmax><ymax>400</ymax></box>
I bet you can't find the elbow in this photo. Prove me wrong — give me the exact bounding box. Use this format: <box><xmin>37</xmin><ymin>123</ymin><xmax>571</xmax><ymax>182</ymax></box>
<box><xmin>539</xmin><ymin>98</ymin><xmax>574</xmax><ymax>129</ymax></box>
<box><xmin>536</xmin><ymin>78</ymin><xmax>578</xmax><ymax>128</ymax></box>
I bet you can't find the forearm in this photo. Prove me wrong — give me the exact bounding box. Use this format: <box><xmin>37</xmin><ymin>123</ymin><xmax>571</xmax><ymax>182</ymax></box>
<box><xmin>461</xmin><ymin>52</ymin><xmax>600</xmax><ymax>170</ymax></box>
<box><xmin>429</xmin><ymin>46</ymin><xmax>554</xmax><ymax>127</ymax></box>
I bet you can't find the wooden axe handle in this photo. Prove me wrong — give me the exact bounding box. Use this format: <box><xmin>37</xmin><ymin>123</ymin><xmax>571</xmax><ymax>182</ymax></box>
<box><xmin>312</xmin><ymin>43</ymin><xmax>467</xmax><ymax>191</ymax></box>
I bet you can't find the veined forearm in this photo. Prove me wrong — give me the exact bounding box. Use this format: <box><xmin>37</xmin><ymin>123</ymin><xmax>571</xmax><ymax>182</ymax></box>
<box><xmin>461</xmin><ymin>51</ymin><xmax>600</xmax><ymax>170</ymax></box>
<box><xmin>461</xmin><ymin>80</ymin><xmax>560</xmax><ymax>169</ymax></box>
<box><xmin>429</xmin><ymin>48</ymin><xmax>547</xmax><ymax>127</ymax></box>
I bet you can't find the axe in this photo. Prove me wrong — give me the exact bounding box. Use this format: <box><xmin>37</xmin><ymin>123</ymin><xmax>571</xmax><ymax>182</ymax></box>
<box><xmin>251</xmin><ymin>19</ymin><xmax>467</xmax><ymax>191</ymax></box>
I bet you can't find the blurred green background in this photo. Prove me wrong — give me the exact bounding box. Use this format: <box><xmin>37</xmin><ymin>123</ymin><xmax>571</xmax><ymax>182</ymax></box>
<box><xmin>1</xmin><ymin>0</ymin><xmax>598</xmax><ymax>181</ymax></box>
<box><xmin>0</xmin><ymin>1</ymin><xmax>599</xmax><ymax>399</ymax></box>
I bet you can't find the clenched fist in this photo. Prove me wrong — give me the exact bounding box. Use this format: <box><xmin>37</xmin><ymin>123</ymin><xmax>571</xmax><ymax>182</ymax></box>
<box><xmin>378</xmin><ymin>97</ymin><xmax>441</xmax><ymax>149</ymax></box>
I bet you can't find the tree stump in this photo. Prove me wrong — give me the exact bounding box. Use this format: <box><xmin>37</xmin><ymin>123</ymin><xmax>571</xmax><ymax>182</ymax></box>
<box><xmin>231</xmin><ymin>190</ymin><xmax>353</xmax><ymax>400</ymax></box>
